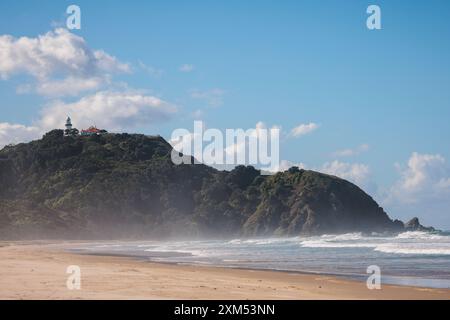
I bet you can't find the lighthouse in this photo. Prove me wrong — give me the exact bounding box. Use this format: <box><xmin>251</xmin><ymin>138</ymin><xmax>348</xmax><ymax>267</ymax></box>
<box><xmin>64</xmin><ymin>116</ymin><xmax>79</xmax><ymax>136</ymax></box>
<box><xmin>65</xmin><ymin>117</ymin><xmax>72</xmax><ymax>131</ymax></box>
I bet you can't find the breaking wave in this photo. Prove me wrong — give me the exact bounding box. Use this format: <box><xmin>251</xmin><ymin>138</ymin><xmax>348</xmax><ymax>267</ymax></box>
<box><xmin>299</xmin><ymin>231</ymin><xmax>450</xmax><ymax>255</ymax></box>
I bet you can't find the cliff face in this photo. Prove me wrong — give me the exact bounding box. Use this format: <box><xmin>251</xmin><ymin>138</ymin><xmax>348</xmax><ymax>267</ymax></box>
<box><xmin>0</xmin><ymin>130</ymin><xmax>405</xmax><ymax>239</ymax></box>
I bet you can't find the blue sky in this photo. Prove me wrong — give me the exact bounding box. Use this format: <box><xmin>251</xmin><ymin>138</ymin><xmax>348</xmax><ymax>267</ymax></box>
<box><xmin>0</xmin><ymin>0</ymin><xmax>449</xmax><ymax>228</ymax></box>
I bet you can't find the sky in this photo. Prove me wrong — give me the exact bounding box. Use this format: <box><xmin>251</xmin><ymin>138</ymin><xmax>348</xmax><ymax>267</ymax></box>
<box><xmin>0</xmin><ymin>0</ymin><xmax>449</xmax><ymax>229</ymax></box>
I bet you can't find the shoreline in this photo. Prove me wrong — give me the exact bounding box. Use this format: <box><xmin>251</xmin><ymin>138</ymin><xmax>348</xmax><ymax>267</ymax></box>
<box><xmin>72</xmin><ymin>251</ymin><xmax>378</xmax><ymax>286</ymax></box>
<box><xmin>68</xmin><ymin>243</ymin><xmax>450</xmax><ymax>290</ymax></box>
<box><xmin>0</xmin><ymin>242</ymin><xmax>449</xmax><ymax>300</ymax></box>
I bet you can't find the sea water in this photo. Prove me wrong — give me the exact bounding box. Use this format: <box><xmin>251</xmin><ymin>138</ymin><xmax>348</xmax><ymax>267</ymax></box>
<box><xmin>70</xmin><ymin>231</ymin><xmax>450</xmax><ymax>289</ymax></box>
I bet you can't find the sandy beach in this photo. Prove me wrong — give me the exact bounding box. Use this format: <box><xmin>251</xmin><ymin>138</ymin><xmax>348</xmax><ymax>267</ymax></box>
<box><xmin>0</xmin><ymin>242</ymin><xmax>449</xmax><ymax>300</ymax></box>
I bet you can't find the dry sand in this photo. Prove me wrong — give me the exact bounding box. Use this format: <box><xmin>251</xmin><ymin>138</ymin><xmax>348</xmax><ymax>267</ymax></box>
<box><xmin>0</xmin><ymin>242</ymin><xmax>449</xmax><ymax>300</ymax></box>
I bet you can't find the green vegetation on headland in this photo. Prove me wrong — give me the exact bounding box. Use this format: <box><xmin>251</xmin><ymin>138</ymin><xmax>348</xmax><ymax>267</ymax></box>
<box><xmin>0</xmin><ymin>130</ymin><xmax>433</xmax><ymax>239</ymax></box>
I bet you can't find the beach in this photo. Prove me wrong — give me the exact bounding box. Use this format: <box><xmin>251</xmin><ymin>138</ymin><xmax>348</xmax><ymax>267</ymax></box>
<box><xmin>0</xmin><ymin>242</ymin><xmax>449</xmax><ymax>300</ymax></box>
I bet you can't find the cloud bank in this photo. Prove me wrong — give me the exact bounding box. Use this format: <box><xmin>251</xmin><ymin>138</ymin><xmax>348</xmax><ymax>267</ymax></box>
<box><xmin>0</xmin><ymin>28</ymin><xmax>130</xmax><ymax>97</ymax></box>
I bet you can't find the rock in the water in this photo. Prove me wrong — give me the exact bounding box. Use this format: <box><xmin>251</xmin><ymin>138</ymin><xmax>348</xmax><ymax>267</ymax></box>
<box><xmin>404</xmin><ymin>217</ymin><xmax>435</xmax><ymax>232</ymax></box>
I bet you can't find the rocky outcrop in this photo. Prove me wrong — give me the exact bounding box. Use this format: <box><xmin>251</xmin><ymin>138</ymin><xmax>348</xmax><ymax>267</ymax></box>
<box><xmin>404</xmin><ymin>217</ymin><xmax>435</xmax><ymax>232</ymax></box>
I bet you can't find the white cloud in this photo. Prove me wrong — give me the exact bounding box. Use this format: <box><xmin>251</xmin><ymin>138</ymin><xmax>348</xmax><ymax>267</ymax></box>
<box><xmin>333</xmin><ymin>144</ymin><xmax>369</xmax><ymax>157</ymax></box>
<box><xmin>320</xmin><ymin>160</ymin><xmax>371</xmax><ymax>188</ymax></box>
<box><xmin>382</xmin><ymin>152</ymin><xmax>450</xmax><ymax>228</ymax></box>
<box><xmin>290</xmin><ymin>122</ymin><xmax>319</xmax><ymax>138</ymax></box>
<box><xmin>386</xmin><ymin>152</ymin><xmax>450</xmax><ymax>205</ymax></box>
<box><xmin>0</xmin><ymin>123</ymin><xmax>41</xmax><ymax>147</ymax></box>
<box><xmin>179</xmin><ymin>64</ymin><xmax>194</xmax><ymax>72</ymax></box>
<box><xmin>190</xmin><ymin>88</ymin><xmax>225</xmax><ymax>107</ymax></box>
<box><xmin>39</xmin><ymin>90</ymin><xmax>177</xmax><ymax>132</ymax></box>
<box><xmin>0</xmin><ymin>28</ymin><xmax>130</xmax><ymax>96</ymax></box>
<box><xmin>0</xmin><ymin>28</ymin><xmax>129</xmax><ymax>79</ymax></box>
<box><xmin>93</xmin><ymin>50</ymin><xmax>130</xmax><ymax>74</ymax></box>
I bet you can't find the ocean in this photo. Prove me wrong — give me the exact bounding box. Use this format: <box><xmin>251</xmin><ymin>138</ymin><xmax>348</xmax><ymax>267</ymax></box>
<box><xmin>70</xmin><ymin>231</ymin><xmax>450</xmax><ymax>289</ymax></box>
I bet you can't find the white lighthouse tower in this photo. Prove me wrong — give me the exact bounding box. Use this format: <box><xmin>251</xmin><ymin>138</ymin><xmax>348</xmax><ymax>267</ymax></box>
<box><xmin>64</xmin><ymin>116</ymin><xmax>79</xmax><ymax>136</ymax></box>
<box><xmin>65</xmin><ymin>116</ymin><xmax>72</xmax><ymax>131</ymax></box>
